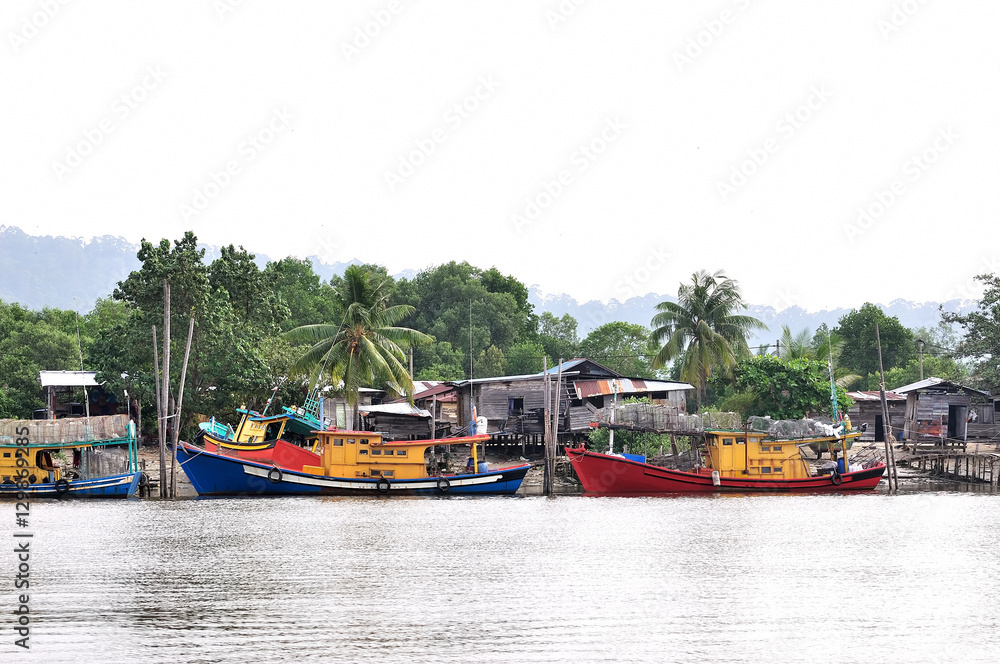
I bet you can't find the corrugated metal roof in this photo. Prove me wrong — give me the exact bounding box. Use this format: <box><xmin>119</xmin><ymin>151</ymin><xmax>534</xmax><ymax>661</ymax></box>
<box><xmin>358</xmin><ymin>403</ymin><xmax>431</xmax><ymax>418</ymax></box>
<box><xmin>892</xmin><ymin>377</ymin><xmax>989</xmax><ymax>396</ymax></box>
<box><xmin>39</xmin><ymin>371</ymin><xmax>99</xmax><ymax>387</ymax></box>
<box><xmin>846</xmin><ymin>390</ymin><xmax>905</xmax><ymax>402</ymax></box>
<box><xmin>573</xmin><ymin>378</ymin><xmax>694</xmax><ymax>399</ymax></box>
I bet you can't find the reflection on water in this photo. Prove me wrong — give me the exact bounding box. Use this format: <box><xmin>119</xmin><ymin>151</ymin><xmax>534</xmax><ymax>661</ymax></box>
<box><xmin>21</xmin><ymin>490</ymin><xmax>1000</xmax><ymax>663</ymax></box>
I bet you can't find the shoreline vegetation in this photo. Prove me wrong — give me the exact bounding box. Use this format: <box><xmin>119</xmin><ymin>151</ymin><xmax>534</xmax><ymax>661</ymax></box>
<box><xmin>1</xmin><ymin>231</ymin><xmax>996</xmax><ymax>454</ymax></box>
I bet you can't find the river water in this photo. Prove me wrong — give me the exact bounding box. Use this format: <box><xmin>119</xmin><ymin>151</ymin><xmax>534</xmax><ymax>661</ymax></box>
<box><xmin>11</xmin><ymin>487</ymin><xmax>1000</xmax><ymax>663</ymax></box>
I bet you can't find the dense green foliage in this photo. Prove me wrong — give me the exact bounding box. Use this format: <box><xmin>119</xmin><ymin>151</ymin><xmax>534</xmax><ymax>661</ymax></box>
<box><xmin>833</xmin><ymin>303</ymin><xmax>915</xmax><ymax>379</ymax></box>
<box><xmin>579</xmin><ymin>321</ymin><xmax>655</xmax><ymax>378</ymax></box>
<box><xmin>731</xmin><ymin>355</ymin><xmax>852</xmax><ymax>420</ymax></box>
<box><xmin>943</xmin><ymin>274</ymin><xmax>1000</xmax><ymax>390</ymax></box>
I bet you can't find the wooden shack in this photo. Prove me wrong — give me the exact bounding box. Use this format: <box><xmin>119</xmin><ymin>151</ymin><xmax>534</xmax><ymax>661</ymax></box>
<box><xmin>845</xmin><ymin>390</ymin><xmax>907</xmax><ymax>441</ymax></box>
<box><xmin>451</xmin><ymin>358</ymin><xmax>694</xmax><ymax>445</ymax></box>
<box><xmin>894</xmin><ymin>377</ymin><xmax>991</xmax><ymax>445</ymax></box>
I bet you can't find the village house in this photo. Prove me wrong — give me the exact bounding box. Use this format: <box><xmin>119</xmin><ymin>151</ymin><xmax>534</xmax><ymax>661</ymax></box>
<box><xmin>846</xmin><ymin>390</ymin><xmax>907</xmax><ymax>442</ymax></box>
<box><xmin>893</xmin><ymin>377</ymin><xmax>993</xmax><ymax>447</ymax></box>
<box><xmin>450</xmin><ymin>358</ymin><xmax>694</xmax><ymax>448</ymax></box>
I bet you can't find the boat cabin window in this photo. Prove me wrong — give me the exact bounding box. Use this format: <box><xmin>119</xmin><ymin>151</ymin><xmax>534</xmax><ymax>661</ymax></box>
<box><xmin>772</xmin><ymin>445</ymin><xmax>782</xmax><ymax>452</ymax></box>
<box><xmin>748</xmin><ymin>437</ymin><xmax>759</xmax><ymax>443</ymax></box>
<box><xmin>359</xmin><ymin>449</ymin><xmax>368</xmax><ymax>456</ymax></box>
<box><xmin>359</xmin><ymin>439</ymin><xmax>368</xmax><ymax>445</ymax></box>
<box><xmin>396</xmin><ymin>450</ymin><xmax>407</xmax><ymax>457</ymax></box>
<box><xmin>383</xmin><ymin>450</ymin><xmax>394</xmax><ymax>456</ymax></box>
<box><xmin>736</xmin><ymin>438</ymin><xmax>745</xmax><ymax>445</ymax></box>
<box><xmin>333</xmin><ymin>438</ymin><xmax>344</xmax><ymax>447</ymax></box>
<box><xmin>381</xmin><ymin>470</ymin><xmax>394</xmax><ymax>478</ymax></box>
<box><xmin>762</xmin><ymin>467</ymin><xmax>772</xmax><ymax>474</ymax></box>
<box><xmin>347</xmin><ymin>438</ymin><xmax>356</xmax><ymax>444</ymax></box>
<box><xmin>773</xmin><ymin>466</ymin><xmax>782</xmax><ymax>472</ymax></box>
<box><xmin>722</xmin><ymin>438</ymin><xmax>733</xmax><ymax>446</ymax></box>
<box><xmin>2</xmin><ymin>452</ymin><xmax>9</xmax><ymax>457</ymax></box>
<box><xmin>371</xmin><ymin>450</ymin><xmax>382</xmax><ymax>456</ymax></box>
<box><xmin>760</xmin><ymin>446</ymin><xmax>769</xmax><ymax>452</ymax></box>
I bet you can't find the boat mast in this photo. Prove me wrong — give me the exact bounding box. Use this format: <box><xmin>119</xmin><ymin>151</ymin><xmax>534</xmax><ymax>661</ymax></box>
<box><xmin>826</xmin><ymin>327</ymin><xmax>839</xmax><ymax>425</ymax></box>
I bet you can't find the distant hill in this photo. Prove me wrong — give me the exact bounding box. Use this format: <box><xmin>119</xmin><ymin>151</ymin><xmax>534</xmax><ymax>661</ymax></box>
<box><xmin>528</xmin><ymin>287</ymin><xmax>973</xmax><ymax>345</ymax></box>
<box><xmin>0</xmin><ymin>226</ymin><xmax>974</xmax><ymax>340</ymax></box>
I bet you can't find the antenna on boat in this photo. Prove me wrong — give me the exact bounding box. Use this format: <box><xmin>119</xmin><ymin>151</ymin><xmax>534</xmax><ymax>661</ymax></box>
<box><xmin>261</xmin><ymin>378</ymin><xmax>285</xmax><ymax>417</ymax></box>
<box><xmin>826</xmin><ymin>326</ymin><xmax>839</xmax><ymax>426</ymax></box>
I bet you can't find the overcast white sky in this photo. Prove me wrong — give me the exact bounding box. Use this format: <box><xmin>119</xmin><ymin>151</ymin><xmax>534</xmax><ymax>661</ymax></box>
<box><xmin>2</xmin><ymin>1</ymin><xmax>998</xmax><ymax>311</ymax></box>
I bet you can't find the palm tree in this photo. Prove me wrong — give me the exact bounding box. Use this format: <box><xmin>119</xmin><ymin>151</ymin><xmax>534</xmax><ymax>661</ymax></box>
<box><xmin>651</xmin><ymin>270</ymin><xmax>766</xmax><ymax>406</ymax></box>
<box><xmin>284</xmin><ymin>264</ymin><xmax>432</xmax><ymax>406</ymax></box>
<box><xmin>779</xmin><ymin>325</ymin><xmax>812</xmax><ymax>360</ymax></box>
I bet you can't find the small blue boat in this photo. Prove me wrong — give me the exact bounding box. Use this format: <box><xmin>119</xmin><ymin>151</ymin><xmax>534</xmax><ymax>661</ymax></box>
<box><xmin>1</xmin><ymin>472</ymin><xmax>142</xmax><ymax>499</ymax></box>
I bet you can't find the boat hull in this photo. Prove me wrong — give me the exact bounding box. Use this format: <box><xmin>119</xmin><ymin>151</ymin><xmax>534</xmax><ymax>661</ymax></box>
<box><xmin>566</xmin><ymin>448</ymin><xmax>885</xmax><ymax>494</ymax></box>
<box><xmin>178</xmin><ymin>443</ymin><xmax>530</xmax><ymax>496</ymax></box>
<box><xmin>0</xmin><ymin>472</ymin><xmax>142</xmax><ymax>499</ymax></box>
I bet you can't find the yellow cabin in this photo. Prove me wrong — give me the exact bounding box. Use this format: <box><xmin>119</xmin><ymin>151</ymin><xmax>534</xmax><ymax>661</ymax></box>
<box><xmin>304</xmin><ymin>430</ymin><xmax>469</xmax><ymax>480</ymax></box>
<box><xmin>703</xmin><ymin>429</ymin><xmax>862</xmax><ymax>480</ymax></box>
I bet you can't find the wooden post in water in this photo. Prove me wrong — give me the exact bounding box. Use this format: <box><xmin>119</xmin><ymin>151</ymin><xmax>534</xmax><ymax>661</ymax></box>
<box><xmin>152</xmin><ymin>325</ymin><xmax>164</xmax><ymax>498</ymax></box>
<box><xmin>170</xmin><ymin>315</ymin><xmax>195</xmax><ymax>499</ymax></box>
<box><xmin>542</xmin><ymin>356</ymin><xmax>551</xmax><ymax>495</ymax></box>
<box><xmin>875</xmin><ymin>323</ymin><xmax>898</xmax><ymax>491</ymax></box>
<box><xmin>549</xmin><ymin>358</ymin><xmax>563</xmax><ymax>496</ymax></box>
<box><xmin>159</xmin><ymin>282</ymin><xmax>171</xmax><ymax>498</ymax></box>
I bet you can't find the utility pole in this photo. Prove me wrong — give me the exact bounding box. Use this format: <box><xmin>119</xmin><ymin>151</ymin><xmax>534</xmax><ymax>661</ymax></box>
<box><xmin>543</xmin><ymin>356</ymin><xmax>550</xmax><ymax>495</ymax></box>
<box><xmin>916</xmin><ymin>339</ymin><xmax>925</xmax><ymax>380</ymax></box>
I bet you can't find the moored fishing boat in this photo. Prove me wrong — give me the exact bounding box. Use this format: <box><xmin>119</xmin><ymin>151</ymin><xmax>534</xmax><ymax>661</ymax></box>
<box><xmin>0</xmin><ymin>415</ymin><xmax>142</xmax><ymax>499</ymax></box>
<box><xmin>198</xmin><ymin>390</ymin><xmax>327</xmax><ymax>456</ymax></box>
<box><xmin>567</xmin><ymin>424</ymin><xmax>885</xmax><ymax>494</ymax></box>
<box><xmin>178</xmin><ymin>430</ymin><xmax>530</xmax><ymax>496</ymax></box>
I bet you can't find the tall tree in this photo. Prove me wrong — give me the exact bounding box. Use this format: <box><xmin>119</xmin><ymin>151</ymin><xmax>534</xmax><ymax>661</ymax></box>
<box><xmin>396</xmin><ymin>262</ymin><xmax>536</xmax><ymax>378</ymax></box>
<box><xmin>538</xmin><ymin>312</ymin><xmax>579</xmax><ymax>363</ymax></box>
<box><xmin>651</xmin><ymin>270</ymin><xmax>766</xmax><ymax>405</ymax></box>
<box><xmin>579</xmin><ymin>321</ymin><xmax>654</xmax><ymax>377</ymax></box>
<box><xmin>942</xmin><ymin>273</ymin><xmax>1000</xmax><ymax>390</ymax></box>
<box><xmin>834</xmin><ymin>303</ymin><xmax>915</xmax><ymax>378</ymax></box>
<box><xmin>285</xmin><ymin>264</ymin><xmax>432</xmax><ymax>404</ymax></box>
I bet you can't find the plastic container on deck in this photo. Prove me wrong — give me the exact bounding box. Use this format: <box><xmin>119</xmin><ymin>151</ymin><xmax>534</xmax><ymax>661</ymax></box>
<box><xmin>477</xmin><ymin>461</ymin><xmax>488</xmax><ymax>473</ymax></box>
<box><xmin>837</xmin><ymin>458</ymin><xmax>846</xmax><ymax>474</ymax></box>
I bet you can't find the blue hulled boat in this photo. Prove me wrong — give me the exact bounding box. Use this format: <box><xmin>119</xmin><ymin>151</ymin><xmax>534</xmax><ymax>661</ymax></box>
<box><xmin>177</xmin><ymin>430</ymin><xmax>530</xmax><ymax>497</ymax></box>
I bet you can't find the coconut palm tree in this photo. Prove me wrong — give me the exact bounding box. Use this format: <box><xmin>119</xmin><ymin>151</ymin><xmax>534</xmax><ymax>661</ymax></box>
<box><xmin>284</xmin><ymin>264</ymin><xmax>432</xmax><ymax>406</ymax></box>
<box><xmin>779</xmin><ymin>325</ymin><xmax>813</xmax><ymax>360</ymax></box>
<box><xmin>651</xmin><ymin>270</ymin><xmax>766</xmax><ymax>406</ymax></box>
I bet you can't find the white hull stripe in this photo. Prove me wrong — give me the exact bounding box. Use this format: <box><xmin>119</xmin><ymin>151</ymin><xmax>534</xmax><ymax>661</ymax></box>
<box><xmin>241</xmin><ymin>465</ymin><xmax>503</xmax><ymax>490</ymax></box>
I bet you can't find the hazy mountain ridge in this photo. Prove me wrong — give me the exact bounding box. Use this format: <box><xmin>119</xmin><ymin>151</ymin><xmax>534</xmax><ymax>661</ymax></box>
<box><xmin>0</xmin><ymin>227</ymin><xmax>975</xmax><ymax>341</ymax></box>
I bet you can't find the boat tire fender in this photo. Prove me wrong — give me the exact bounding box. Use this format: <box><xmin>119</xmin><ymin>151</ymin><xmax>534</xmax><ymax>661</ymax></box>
<box><xmin>267</xmin><ymin>467</ymin><xmax>282</xmax><ymax>484</ymax></box>
<box><xmin>437</xmin><ymin>478</ymin><xmax>450</xmax><ymax>493</ymax></box>
<box><xmin>54</xmin><ymin>478</ymin><xmax>70</xmax><ymax>495</ymax></box>
<box><xmin>830</xmin><ymin>469</ymin><xmax>842</xmax><ymax>485</ymax></box>
<box><xmin>376</xmin><ymin>478</ymin><xmax>391</xmax><ymax>494</ymax></box>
